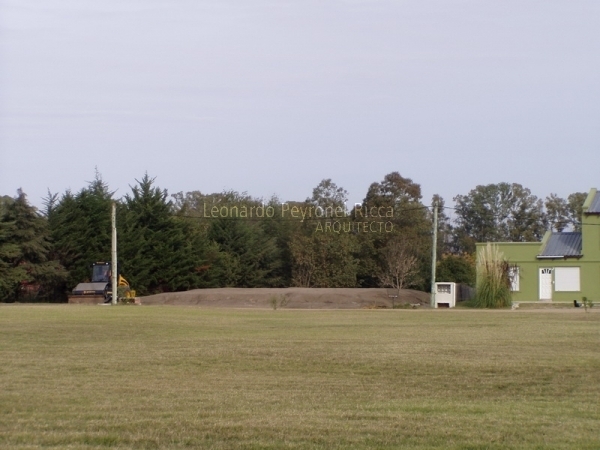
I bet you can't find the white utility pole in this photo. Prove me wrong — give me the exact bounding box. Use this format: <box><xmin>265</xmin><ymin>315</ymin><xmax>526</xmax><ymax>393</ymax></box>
<box><xmin>430</xmin><ymin>202</ymin><xmax>438</xmax><ymax>308</ymax></box>
<box><xmin>111</xmin><ymin>202</ymin><xmax>118</xmax><ymax>305</ymax></box>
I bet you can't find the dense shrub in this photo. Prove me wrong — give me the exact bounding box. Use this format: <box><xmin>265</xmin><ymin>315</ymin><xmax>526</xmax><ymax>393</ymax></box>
<box><xmin>474</xmin><ymin>243</ymin><xmax>512</xmax><ymax>308</ymax></box>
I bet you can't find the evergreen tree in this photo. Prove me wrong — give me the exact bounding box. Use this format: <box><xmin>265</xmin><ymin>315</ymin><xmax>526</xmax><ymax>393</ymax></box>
<box><xmin>49</xmin><ymin>173</ymin><xmax>113</xmax><ymax>292</ymax></box>
<box><xmin>207</xmin><ymin>216</ymin><xmax>281</xmax><ymax>287</ymax></box>
<box><xmin>257</xmin><ymin>195</ymin><xmax>294</xmax><ymax>287</ymax></box>
<box><xmin>173</xmin><ymin>189</ymin><xmax>285</xmax><ymax>287</ymax></box>
<box><xmin>0</xmin><ymin>195</ymin><xmax>13</xmax><ymax>216</ymax></box>
<box><xmin>0</xmin><ymin>190</ymin><xmax>67</xmax><ymax>302</ymax></box>
<box><xmin>119</xmin><ymin>174</ymin><xmax>219</xmax><ymax>295</ymax></box>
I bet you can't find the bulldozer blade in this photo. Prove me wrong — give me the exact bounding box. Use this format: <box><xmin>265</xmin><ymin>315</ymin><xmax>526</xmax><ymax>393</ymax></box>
<box><xmin>68</xmin><ymin>295</ymin><xmax>108</xmax><ymax>305</ymax></box>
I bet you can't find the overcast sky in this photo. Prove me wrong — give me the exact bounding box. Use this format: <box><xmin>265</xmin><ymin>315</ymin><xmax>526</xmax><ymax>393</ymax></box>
<box><xmin>1</xmin><ymin>0</ymin><xmax>599</xmax><ymax>210</ymax></box>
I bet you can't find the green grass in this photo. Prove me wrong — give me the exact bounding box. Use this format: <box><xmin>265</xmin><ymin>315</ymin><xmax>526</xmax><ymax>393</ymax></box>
<box><xmin>1</xmin><ymin>306</ymin><xmax>599</xmax><ymax>449</ymax></box>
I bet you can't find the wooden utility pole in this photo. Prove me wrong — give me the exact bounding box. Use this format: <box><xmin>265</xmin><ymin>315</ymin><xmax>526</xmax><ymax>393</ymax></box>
<box><xmin>430</xmin><ymin>201</ymin><xmax>438</xmax><ymax>308</ymax></box>
<box><xmin>111</xmin><ymin>202</ymin><xmax>117</xmax><ymax>305</ymax></box>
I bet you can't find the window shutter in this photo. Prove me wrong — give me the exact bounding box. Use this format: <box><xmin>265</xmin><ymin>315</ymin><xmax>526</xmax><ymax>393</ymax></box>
<box><xmin>554</xmin><ymin>267</ymin><xmax>580</xmax><ymax>292</ymax></box>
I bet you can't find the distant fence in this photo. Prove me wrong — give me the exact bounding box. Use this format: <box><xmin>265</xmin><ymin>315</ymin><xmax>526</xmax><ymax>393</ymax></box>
<box><xmin>456</xmin><ymin>284</ymin><xmax>475</xmax><ymax>302</ymax></box>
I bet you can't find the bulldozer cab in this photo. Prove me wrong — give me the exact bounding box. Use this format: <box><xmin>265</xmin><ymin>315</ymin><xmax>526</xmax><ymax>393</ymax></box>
<box><xmin>91</xmin><ymin>262</ymin><xmax>111</xmax><ymax>283</ymax></box>
<box><xmin>69</xmin><ymin>262</ymin><xmax>136</xmax><ymax>304</ymax></box>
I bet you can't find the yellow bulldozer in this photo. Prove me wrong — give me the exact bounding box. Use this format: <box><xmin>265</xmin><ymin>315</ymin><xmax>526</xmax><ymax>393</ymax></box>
<box><xmin>68</xmin><ymin>262</ymin><xmax>137</xmax><ymax>304</ymax></box>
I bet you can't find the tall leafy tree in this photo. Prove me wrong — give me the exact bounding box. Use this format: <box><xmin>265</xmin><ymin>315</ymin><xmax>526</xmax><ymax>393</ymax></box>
<box><xmin>545</xmin><ymin>191</ymin><xmax>588</xmax><ymax>232</ymax></box>
<box><xmin>308</xmin><ymin>178</ymin><xmax>349</xmax><ymax>210</ymax></box>
<box><xmin>452</xmin><ymin>183</ymin><xmax>546</xmax><ymax>253</ymax></box>
<box><xmin>285</xmin><ymin>179</ymin><xmax>359</xmax><ymax>288</ymax></box>
<box><xmin>431</xmin><ymin>194</ymin><xmax>452</xmax><ymax>255</ymax></box>
<box><xmin>545</xmin><ymin>193</ymin><xmax>569</xmax><ymax>232</ymax></box>
<box><xmin>289</xmin><ymin>228</ymin><xmax>358</xmax><ymax>288</ymax></box>
<box><xmin>361</xmin><ymin>172</ymin><xmax>427</xmax><ymax>229</ymax></box>
<box><xmin>505</xmin><ymin>184</ymin><xmax>547</xmax><ymax>242</ymax></box>
<box><xmin>567</xmin><ymin>192</ymin><xmax>588</xmax><ymax>231</ymax></box>
<box><xmin>356</xmin><ymin>172</ymin><xmax>431</xmax><ymax>289</ymax></box>
<box><xmin>0</xmin><ymin>190</ymin><xmax>67</xmax><ymax>302</ymax></box>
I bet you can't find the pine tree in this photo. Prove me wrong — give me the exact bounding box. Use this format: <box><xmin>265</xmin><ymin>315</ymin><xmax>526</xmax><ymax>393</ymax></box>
<box><xmin>49</xmin><ymin>173</ymin><xmax>113</xmax><ymax>292</ymax></box>
<box><xmin>0</xmin><ymin>190</ymin><xmax>67</xmax><ymax>302</ymax></box>
<box><xmin>207</xmin><ymin>217</ymin><xmax>281</xmax><ymax>287</ymax></box>
<box><xmin>119</xmin><ymin>174</ymin><xmax>219</xmax><ymax>295</ymax></box>
<box><xmin>172</xmin><ymin>190</ymin><xmax>284</xmax><ymax>287</ymax></box>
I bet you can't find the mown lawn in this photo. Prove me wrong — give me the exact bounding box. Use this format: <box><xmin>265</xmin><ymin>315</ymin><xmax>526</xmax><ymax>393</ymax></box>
<box><xmin>0</xmin><ymin>305</ymin><xmax>599</xmax><ymax>449</ymax></box>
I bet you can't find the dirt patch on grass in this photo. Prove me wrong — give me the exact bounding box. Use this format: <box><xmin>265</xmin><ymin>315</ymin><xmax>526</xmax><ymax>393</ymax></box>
<box><xmin>139</xmin><ymin>288</ymin><xmax>431</xmax><ymax>309</ymax></box>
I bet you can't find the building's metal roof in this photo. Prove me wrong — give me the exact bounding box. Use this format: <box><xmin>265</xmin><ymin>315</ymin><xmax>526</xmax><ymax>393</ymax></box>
<box><xmin>538</xmin><ymin>232</ymin><xmax>582</xmax><ymax>258</ymax></box>
<box><xmin>588</xmin><ymin>191</ymin><xmax>600</xmax><ymax>213</ymax></box>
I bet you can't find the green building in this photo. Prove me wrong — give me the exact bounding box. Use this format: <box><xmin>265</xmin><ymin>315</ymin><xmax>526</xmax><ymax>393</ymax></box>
<box><xmin>476</xmin><ymin>188</ymin><xmax>600</xmax><ymax>303</ymax></box>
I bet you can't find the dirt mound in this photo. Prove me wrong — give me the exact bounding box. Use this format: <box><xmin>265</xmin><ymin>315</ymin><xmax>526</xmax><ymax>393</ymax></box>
<box><xmin>140</xmin><ymin>288</ymin><xmax>430</xmax><ymax>309</ymax></box>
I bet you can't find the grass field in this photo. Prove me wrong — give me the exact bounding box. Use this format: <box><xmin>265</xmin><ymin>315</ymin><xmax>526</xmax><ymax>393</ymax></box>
<box><xmin>1</xmin><ymin>306</ymin><xmax>599</xmax><ymax>449</ymax></box>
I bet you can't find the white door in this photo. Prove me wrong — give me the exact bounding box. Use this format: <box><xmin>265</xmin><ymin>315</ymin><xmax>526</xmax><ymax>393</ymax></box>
<box><xmin>539</xmin><ymin>268</ymin><xmax>553</xmax><ymax>300</ymax></box>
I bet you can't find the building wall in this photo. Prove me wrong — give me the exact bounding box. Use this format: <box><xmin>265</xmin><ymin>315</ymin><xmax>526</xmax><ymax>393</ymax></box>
<box><xmin>476</xmin><ymin>242</ymin><xmax>539</xmax><ymax>302</ymax></box>
<box><xmin>582</xmin><ymin>189</ymin><xmax>600</xmax><ymax>260</ymax></box>
<box><xmin>531</xmin><ymin>260</ymin><xmax>599</xmax><ymax>302</ymax></box>
<box><xmin>476</xmin><ymin>189</ymin><xmax>600</xmax><ymax>303</ymax></box>
<box><xmin>580</xmin><ymin>189</ymin><xmax>600</xmax><ymax>301</ymax></box>
<box><xmin>477</xmin><ymin>237</ymin><xmax>600</xmax><ymax>302</ymax></box>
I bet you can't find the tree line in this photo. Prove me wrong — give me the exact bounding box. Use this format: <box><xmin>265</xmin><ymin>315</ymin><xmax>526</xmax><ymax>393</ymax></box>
<box><xmin>0</xmin><ymin>171</ymin><xmax>587</xmax><ymax>302</ymax></box>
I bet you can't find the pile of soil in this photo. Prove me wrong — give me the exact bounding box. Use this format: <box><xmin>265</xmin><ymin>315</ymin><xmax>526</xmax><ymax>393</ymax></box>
<box><xmin>140</xmin><ymin>288</ymin><xmax>431</xmax><ymax>309</ymax></box>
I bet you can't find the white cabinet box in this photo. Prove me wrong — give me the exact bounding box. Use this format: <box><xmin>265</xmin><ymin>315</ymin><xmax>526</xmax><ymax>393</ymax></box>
<box><xmin>434</xmin><ymin>282</ymin><xmax>456</xmax><ymax>308</ymax></box>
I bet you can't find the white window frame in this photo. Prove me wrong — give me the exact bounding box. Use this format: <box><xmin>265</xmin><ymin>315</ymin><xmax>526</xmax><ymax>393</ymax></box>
<box><xmin>554</xmin><ymin>267</ymin><xmax>580</xmax><ymax>292</ymax></box>
<box><xmin>508</xmin><ymin>266</ymin><xmax>520</xmax><ymax>292</ymax></box>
